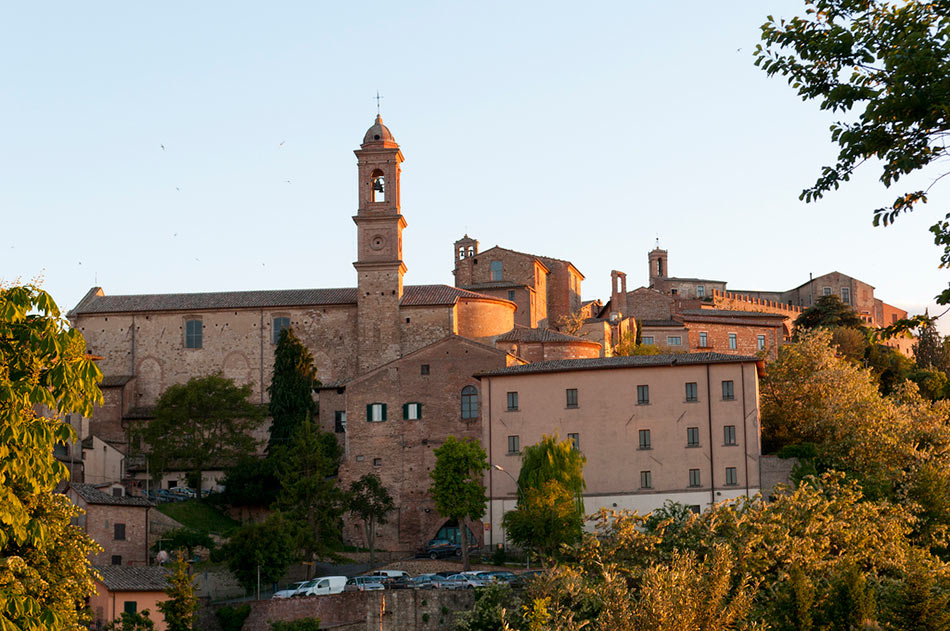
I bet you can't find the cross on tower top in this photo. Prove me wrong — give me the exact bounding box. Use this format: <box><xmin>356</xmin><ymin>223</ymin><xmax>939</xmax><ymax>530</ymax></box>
<box><xmin>375</xmin><ymin>90</ymin><xmax>384</xmax><ymax>115</ymax></box>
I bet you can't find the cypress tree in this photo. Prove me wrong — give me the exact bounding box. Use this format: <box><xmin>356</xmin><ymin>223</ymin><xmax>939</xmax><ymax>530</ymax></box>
<box><xmin>267</xmin><ymin>328</ymin><xmax>319</xmax><ymax>452</ymax></box>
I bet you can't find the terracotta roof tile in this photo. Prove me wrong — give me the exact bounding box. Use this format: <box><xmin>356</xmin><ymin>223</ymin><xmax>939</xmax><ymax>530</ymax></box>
<box><xmin>70</xmin><ymin>284</ymin><xmax>507</xmax><ymax>315</ymax></box>
<box><xmin>495</xmin><ymin>327</ymin><xmax>597</xmax><ymax>344</ymax></box>
<box><xmin>94</xmin><ymin>566</ymin><xmax>169</xmax><ymax>591</ymax></box>
<box><xmin>679</xmin><ymin>309</ymin><xmax>787</xmax><ymax>318</ymax></box>
<box><xmin>477</xmin><ymin>352</ymin><xmax>760</xmax><ymax>377</ymax></box>
<box><xmin>69</xmin><ymin>483</ymin><xmax>152</xmax><ymax>507</ymax></box>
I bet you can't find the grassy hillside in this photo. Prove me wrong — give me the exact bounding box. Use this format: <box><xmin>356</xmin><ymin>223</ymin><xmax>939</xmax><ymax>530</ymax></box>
<box><xmin>156</xmin><ymin>500</ymin><xmax>240</xmax><ymax>536</ymax></box>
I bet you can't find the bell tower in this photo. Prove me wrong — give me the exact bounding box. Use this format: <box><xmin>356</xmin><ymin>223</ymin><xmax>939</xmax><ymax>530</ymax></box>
<box><xmin>353</xmin><ymin>115</ymin><xmax>407</xmax><ymax>373</ymax></box>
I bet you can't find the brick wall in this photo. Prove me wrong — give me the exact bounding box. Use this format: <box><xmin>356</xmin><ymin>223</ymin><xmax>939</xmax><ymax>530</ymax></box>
<box><xmin>455</xmin><ymin>299</ymin><xmax>515</xmax><ymax>341</ymax></box>
<box><xmin>80</xmin><ymin>503</ymin><xmax>150</xmax><ymax>566</ymax></box>
<box><xmin>223</xmin><ymin>589</ymin><xmax>474</xmax><ymax>631</ymax></box>
<box><xmin>626</xmin><ymin>288</ymin><xmax>674</xmax><ymax>321</ymax></box>
<box><xmin>682</xmin><ymin>320</ymin><xmax>782</xmax><ymax>359</ymax></box>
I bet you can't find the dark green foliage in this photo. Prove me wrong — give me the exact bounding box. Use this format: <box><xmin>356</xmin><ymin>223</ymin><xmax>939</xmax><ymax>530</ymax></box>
<box><xmin>158</xmin><ymin>551</ymin><xmax>198</xmax><ymax>631</ymax></box>
<box><xmin>914</xmin><ymin>318</ymin><xmax>949</xmax><ymax>371</ymax></box>
<box><xmin>269</xmin><ymin>618</ymin><xmax>320</xmax><ymax>631</ymax></box>
<box><xmin>755</xmin><ymin>0</ymin><xmax>950</xmax><ymax>304</ymax></box>
<box><xmin>219</xmin><ymin>456</ymin><xmax>280</xmax><ymax>507</ymax></box>
<box><xmin>103</xmin><ymin>610</ymin><xmax>156</xmax><ymax>631</ymax></box>
<box><xmin>824</xmin><ymin>563</ymin><xmax>876</xmax><ymax>630</ymax></box>
<box><xmin>908</xmin><ymin>367</ymin><xmax>949</xmax><ymax>401</ymax></box>
<box><xmin>829</xmin><ymin>326</ymin><xmax>868</xmax><ymax>363</ymax></box>
<box><xmin>267</xmin><ymin>328</ymin><xmax>319</xmax><ymax>452</ymax></box>
<box><xmin>273</xmin><ymin>421</ymin><xmax>344</xmax><ymax>562</ymax></box>
<box><xmin>794</xmin><ymin>295</ymin><xmax>866</xmax><ymax>332</ymax></box>
<box><xmin>773</xmin><ymin>564</ymin><xmax>815</xmax><ymax>631</ymax></box>
<box><xmin>430</xmin><ymin>436</ymin><xmax>488</xmax><ymax>571</ymax></box>
<box><xmin>214</xmin><ymin>604</ymin><xmax>251</xmax><ymax>631</ymax></box>
<box><xmin>502</xmin><ymin>434</ymin><xmax>586</xmax><ymax>561</ymax></box>
<box><xmin>141</xmin><ymin>374</ymin><xmax>265</xmax><ymax>498</ymax></box>
<box><xmin>889</xmin><ymin>559</ymin><xmax>950</xmax><ymax>631</ymax></box>
<box><xmin>223</xmin><ymin>512</ymin><xmax>296</xmax><ymax>592</ymax></box>
<box><xmin>153</xmin><ymin>528</ymin><xmax>214</xmax><ymax>558</ymax></box>
<box><xmin>346</xmin><ymin>473</ymin><xmax>394</xmax><ymax>566</ymax></box>
<box><xmin>865</xmin><ymin>343</ymin><xmax>915</xmax><ymax>395</ymax></box>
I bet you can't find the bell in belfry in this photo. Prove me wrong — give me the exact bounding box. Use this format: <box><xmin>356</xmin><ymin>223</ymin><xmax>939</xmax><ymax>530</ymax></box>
<box><xmin>373</xmin><ymin>176</ymin><xmax>385</xmax><ymax>193</ymax></box>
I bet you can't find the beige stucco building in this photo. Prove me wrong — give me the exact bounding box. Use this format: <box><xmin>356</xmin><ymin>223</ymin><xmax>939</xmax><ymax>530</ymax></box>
<box><xmin>477</xmin><ymin>353</ymin><xmax>763</xmax><ymax>549</ymax></box>
<box><xmin>90</xmin><ymin>566</ymin><xmax>170</xmax><ymax>631</ymax></box>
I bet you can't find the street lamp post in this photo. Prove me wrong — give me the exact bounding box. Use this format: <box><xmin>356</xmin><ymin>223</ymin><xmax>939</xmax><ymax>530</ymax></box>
<box><xmin>492</xmin><ymin>464</ymin><xmax>529</xmax><ymax>569</ymax></box>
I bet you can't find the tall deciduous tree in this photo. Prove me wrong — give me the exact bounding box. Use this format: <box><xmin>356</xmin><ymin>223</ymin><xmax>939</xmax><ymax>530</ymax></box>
<box><xmin>140</xmin><ymin>374</ymin><xmax>264</xmax><ymax>498</ymax></box>
<box><xmin>158</xmin><ymin>550</ymin><xmax>197</xmax><ymax>631</ymax></box>
<box><xmin>346</xmin><ymin>473</ymin><xmax>394</xmax><ymax>566</ymax></box>
<box><xmin>502</xmin><ymin>434</ymin><xmax>586</xmax><ymax>561</ymax></box>
<box><xmin>0</xmin><ymin>285</ymin><xmax>102</xmax><ymax>630</ymax></box>
<box><xmin>267</xmin><ymin>328</ymin><xmax>319</xmax><ymax>452</ymax></box>
<box><xmin>793</xmin><ymin>295</ymin><xmax>866</xmax><ymax>332</ymax></box>
<box><xmin>430</xmin><ymin>436</ymin><xmax>488</xmax><ymax>571</ymax></box>
<box><xmin>273</xmin><ymin>421</ymin><xmax>343</xmax><ymax>563</ymax></box>
<box><xmin>223</xmin><ymin>512</ymin><xmax>296</xmax><ymax>592</ymax></box>
<box><xmin>754</xmin><ymin>0</ymin><xmax>950</xmax><ymax>303</ymax></box>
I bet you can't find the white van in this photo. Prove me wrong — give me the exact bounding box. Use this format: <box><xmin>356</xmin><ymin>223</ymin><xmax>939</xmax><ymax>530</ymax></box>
<box><xmin>370</xmin><ymin>570</ymin><xmax>410</xmax><ymax>579</ymax></box>
<box><xmin>299</xmin><ymin>576</ymin><xmax>347</xmax><ymax>596</ymax></box>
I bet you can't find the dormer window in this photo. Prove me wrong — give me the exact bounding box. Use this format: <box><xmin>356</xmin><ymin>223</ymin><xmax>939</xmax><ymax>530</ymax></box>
<box><xmin>371</xmin><ymin>169</ymin><xmax>385</xmax><ymax>202</ymax></box>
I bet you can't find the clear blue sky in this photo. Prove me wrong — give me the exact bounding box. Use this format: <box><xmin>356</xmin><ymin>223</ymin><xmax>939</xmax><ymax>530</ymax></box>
<box><xmin>3</xmin><ymin>2</ymin><xmax>948</xmax><ymax>330</ymax></box>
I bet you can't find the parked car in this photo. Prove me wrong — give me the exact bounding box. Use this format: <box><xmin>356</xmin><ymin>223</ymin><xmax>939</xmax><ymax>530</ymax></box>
<box><xmin>370</xmin><ymin>569</ymin><xmax>411</xmax><ymax>579</ymax></box>
<box><xmin>423</xmin><ymin>538</ymin><xmax>480</xmax><ymax>559</ymax></box>
<box><xmin>511</xmin><ymin>570</ymin><xmax>544</xmax><ymax>588</ymax></box>
<box><xmin>440</xmin><ymin>573</ymin><xmax>489</xmax><ymax>590</ymax></box>
<box><xmin>345</xmin><ymin>576</ymin><xmax>386</xmax><ymax>592</ymax></box>
<box><xmin>409</xmin><ymin>574</ymin><xmax>447</xmax><ymax>589</ymax></box>
<box><xmin>297</xmin><ymin>576</ymin><xmax>347</xmax><ymax>596</ymax></box>
<box><xmin>482</xmin><ymin>571</ymin><xmax>517</xmax><ymax>584</ymax></box>
<box><xmin>272</xmin><ymin>581</ymin><xmax>308</xmax><ymax>599</ymax></box>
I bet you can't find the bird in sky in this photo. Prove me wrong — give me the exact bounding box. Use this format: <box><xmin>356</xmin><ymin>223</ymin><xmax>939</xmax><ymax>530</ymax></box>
<box><xmin>161</xmin><ymin>144</ymin><xmax>165</xmax><ymax>151</ymax></box>
<box><xmin>279</xmin><ymin>140</ymin><xmax>285</xmax><ymax>147</ymax></box>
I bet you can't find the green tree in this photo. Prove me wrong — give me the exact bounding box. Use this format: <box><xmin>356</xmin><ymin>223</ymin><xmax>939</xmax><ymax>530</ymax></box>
<box><xmin>158</xmin><ymin>550</ymin><xmax>198</xmax><ymax>631</ymax></box>
<box><xmin>267</xmin><ymin>328</ymin><xmax>319</xmax><ymax>452</ymax></box>
<box><xmin>346</xmin><ymin>473</ymin><xmax>394</xmax><ymax>566</ymax></box>
<box><xmin>223</xmin><ymin>512</ymin><xmax>296</xmax><ymax>592</ymax></box>
<box><xmin>153</xmin><ymin>528</ymin><xmax>214</xmax><ymax>559</ymax></box>
<box><xmin>794</xmin><ymin>295</ymin><xmax>866</xmax><ymax>332</ymax></box>
<box><xmin>103</xmin><ymin>610</ymin><xmax>156</xmax><ymax>631</ymax></box>
<box><xmin>456</xmin><ymin>583</ymin><xmax>518</xmax><ymax>631</ymax></box>
<box><xmin>273</xmin><ymin>421</ymin><xmax>344</xmax><ymax>562</ymax></box>
<box><xmin>914</xmin><ymin>317</ymin><xmax>949</xmax><ymax>371</ymax></box>
<box><xmin>502</xmin><ymin>434</ymin><xmax>586</xmax><ymax>561</ymax></box>
<box><xmin>214</xmin><ymin>604</ymin><xmax>251</xmax><ymax>631</ymax></box>
<box><xmin>219</xmin><ymin>454</ymin><xmax>280</xmax><ymax>508</ymax></box>
<box><xmin>430</xmin><ymin>436</ymin><xmax>488</xmax><ymax>571</ymax></box>
<box><xmin>0</xmin><ymin>285</ymin><xmax>103</xmax><ymax>630</ymax></box>
<box><xmin>270</xmin><ymin>619</ymin><xmax>321</xmax><ymax>631</ymax></box>
<box><xmin>755</xmin><ymin>0</ymin><xmax>950</xmax><ymax>304</ymax></box>
<box><xmin>140</xmin><ymin>374</ymin><xmax>264</xmax><ymax>499</ymax></box>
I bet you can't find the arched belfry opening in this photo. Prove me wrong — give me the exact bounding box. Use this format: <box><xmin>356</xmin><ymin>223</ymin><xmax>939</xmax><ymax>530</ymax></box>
<box><xmin>371</xmin><ymin>169</ymin><xmax>385</xmax><ymax>203</ymax></box>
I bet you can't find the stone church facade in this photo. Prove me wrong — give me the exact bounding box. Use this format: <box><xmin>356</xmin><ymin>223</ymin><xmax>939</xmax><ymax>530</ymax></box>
<box><xmin>68</xmin><ymin>116</ymin><xmax>596</xmax><ymax>549</ymax></box>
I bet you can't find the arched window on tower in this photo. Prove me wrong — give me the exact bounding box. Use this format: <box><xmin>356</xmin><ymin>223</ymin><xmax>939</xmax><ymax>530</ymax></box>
<box><xmin>657</xmin><ymin>258</ymin><xmax>664</xmax><ymax>276</ymax></box>
<box><xmin>461</xmin><ymin>385</ymin><xmax>479</xmax><ymax>419</ymax></box>
<box><xmin>371</xmin><ymin>169</ymin><xmax>385</xmax><ymax>203</ymax></box>
<box><xmin>459</xmin><ymin>247</ymin><xmax>466</xmax><ymax>260</ymax></box>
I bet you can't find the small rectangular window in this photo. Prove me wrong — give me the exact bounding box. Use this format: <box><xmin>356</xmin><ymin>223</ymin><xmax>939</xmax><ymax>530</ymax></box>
<box><xmin>757</xmin><ymin>335</ymin><xmax>766</xmax><ymax>351</ymax></box>
<box><xmin>490</xmin><ymin>260</ymin><xmax>503</xmax><ymax>281</ymax></box>
<box><xmin>112</xmin><ymin>488</ymin><xmax>123</xmax><ymax>497</ymax></box>
<box><xmin>272</xmin><ymin>317</ymin><xmax>291</xmax><ymax>344</ymax></box>
<box><xmin>823</xmin><ymin>287</ymin><xmax>832</xmax><ymax>296</ymax></box>
<box><xmin>373</xmin><ymin>457</ymin><xmax>382</xmax><ymax>467</ymax></box>
<box><xmin>685</xmin><ymin>382</ymin><xmax>698</xmax><ymax>402</ymax></box>
<box><xmin>841</xmin><ymin>287</ymin><xmax>851</xmax><ymax>304</ymax></box>
<box><xmin>403</xmin><ymin>402</ymin><xmax>422</xmax><ymax>420</ymax></box>
<box><xmin>185</xmin><ymin>319</ymin><xmax>202</xmax><ymax>349</ymax></box>
<box><xmin>638</xmin><ymin>429</ymin><xmax>651</xmax><ymax>450</ymax></box>
<box><xmin>112</xmin><ymin>555</ymin><xmax>122</xmax><ymax>566</ymax></box>
<box><xmin>642</xmin><ymin>336</ymin><xmax>654</xmax><ymax>345</ymax></box>
<box><xmin>123</xmin><ymin>601</ymin><xmax>137</xmax><ymax>614</ymax></box>
<box><xmin>507</xmin><ymin>435</ymin><xmax>520</xmax><ymax>454</ymax></box>
<box><xmin>114</xmin><ymin>523</ymin><xmax>126</xmax><ymax>541</ymax></box>
<box><xmin>568</xmin><ymin>433</ymin><xmax>579</xmax><ymax>450</ymax></box>
<box><xmin>699</xmin><ymin>332</ymin><xmax>708</xmax><ymax>347</ymax></box>
<box><xmin>686</xmin><ymin>427</ymin><xmax>700</xmax><ymax>447</ymax></box>
<box><xmin>421</xmin><ymin>364</ymin><xmax>430</xmax><ymax>375</ymax></box>
<box><xmin>367</xmin><ymin>403</ymin><xmax>387</xmax><ymax>422</ymax></box>
<box><xmin>640</xmin><ymin>470</ymin><xmax>652</xmax><ymax>489</ymax></box>
<box><xmin>724</xmin><ymin>425</ymin><xmax>737</xmax><ymax>445</ymax></box>
<box><xmin>725</xmin><ymin>467</ymin><xmax>738</xmax><ymax>486</ymax></box>
<box><xmin>696</xmin><ymin>285</ymin><xmax>705</xmax><ymax>298</ymax></box>
<box><xmin>334</xmin><ymin>411</ymin><xmax>347</xmax><ymax>433</ymax></box>
<box><xmin>688</xmin><ymin>468</ymin><xmax>701</xmax><ymax>487</ymax></box>
<box><xmin>728</xmin><ymin>333</ymin><xmax>737</xmax><ymax>350</ymax></box>
<box><xmin>506</xmin><ymin>392</ymin><xmax>519</xmax><ymax>411</ymax></box>
<box><xmin>507</xmin><ymin>290</ymin><xmax>516</xmax><ymax>301</ymax></box>
<box><xmin>689</xmin><ymin>505</ymin><xmax>701</xmax><ymax>514</ymax></box>
<box><xmin>667</xmin><ymin>336</ymin><xmax>682</xmax><ymax>346</ymax></box>
<box><xmin>722</xmin><ymin>380</ymin><xmax>735</xmax><ymax>400</ymax></box>
<box><xmin>566</xmin><ymin>388</ymin><xmax>578</xmax><ymax>408</ymax></box>
<box><xmin>637</xmin><ymin>385</ymin><xmax>650</xmax><ymax>405</ymax></box>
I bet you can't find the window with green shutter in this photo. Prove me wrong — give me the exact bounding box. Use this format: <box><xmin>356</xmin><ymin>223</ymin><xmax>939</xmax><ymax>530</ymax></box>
<box><xmin>367</xmin><ymin>403</ymin><xmax>386</xmax><ymax>422</ymax></box>
<box><xmin>403</xmin><ymin>402</ymin><xmax>422</xmax><ymax>420</ymax></box>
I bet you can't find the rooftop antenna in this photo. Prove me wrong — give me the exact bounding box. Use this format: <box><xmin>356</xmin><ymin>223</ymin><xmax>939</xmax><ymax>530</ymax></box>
<box><xmin>375</xmin><ymin>90</ymin><xmax>384</xmax><ymax>115</ymax></box>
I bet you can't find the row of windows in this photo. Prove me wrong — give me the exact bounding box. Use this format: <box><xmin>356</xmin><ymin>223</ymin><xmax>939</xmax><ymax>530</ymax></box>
<box><xmin>639</xmin><ymin>425</ymin><xmax>738</xmax><ymax>449</ymax></box>
<box><xmin>822</xmin><ymin>286</ymin><xmax>851</xmax><ymax>305</ymax></box>
<box><xmin>364</xmin><ymin>402</ymin><xmax>424</xmax><ymax>423</ymax></box>
<box><xmin>506</xmin><ymin>382</ymin><xmax>736</xmax><ymax>412</ymax></box>
<box><xmin>184</xmin><ymin>316</ymin><xmax>292</xmax><ymax>349</ymax></box>
<box><xmin>644</xmin><ymin>332</ymin><xmax>767</xmax><ymax>351</ymax></box>
<box><xmin>507</xmin><ymin>433</ymin><xmax>579</xmax><ymax>454</ymax></box>
<box><xmin>639</xmin><ymin>467</ymin><xmax>738</xmax><ymax>489</ymax></box>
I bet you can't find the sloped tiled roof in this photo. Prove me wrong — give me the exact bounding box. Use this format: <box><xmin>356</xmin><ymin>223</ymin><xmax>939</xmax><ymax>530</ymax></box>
<box><xmin>640</xmin><ymin>320</ymin><xmax>685</xmax><ymax>328</ymax></box>
<box><xmin>459</xmin><ymin>281</ymin><xmax>526</xmax><ymax>290</ymax></box>
<box><xmin>99</xmin><ymin>375</ymin><xmax>134</xmax><ymax>388</ymax></box>
<box><xmin>70</xmin><ymin>284</ymin><xmax>506</xmax><ymax>315</ymax></box>
<box><xmin>495</xmin><ymin>327</ymin><xmax>598</xmax><ymax>344</ymax></box>
<box><xmin>69</xmin><ymin>483</ymin><xmax>152</xmax><ymax>507</ymax></box>
<box><xmin>477</xmin><ymin>352</ymin><xmax>760</xmax><ymax>377</ymax></box>
<box><xmin>94</xmin><ymin>566</ymin><xmax>169</xmax><ymax>591</ymax></box>
<box><xmin>679</xmin><ymin>309</ymin><xmax>787</xmax><ymax>319</ymax></box>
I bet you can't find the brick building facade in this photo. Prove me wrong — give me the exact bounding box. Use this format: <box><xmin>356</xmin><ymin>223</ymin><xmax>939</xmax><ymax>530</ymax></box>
<box><xmin>67</xmin><ymin>483</ymin><xmax>152</xmax><ymax>566</ymax></box>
